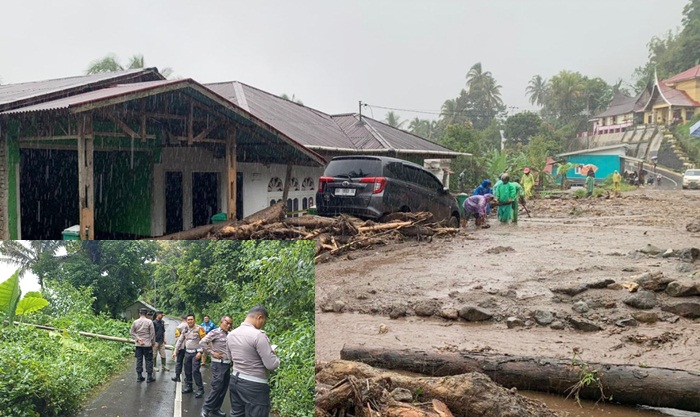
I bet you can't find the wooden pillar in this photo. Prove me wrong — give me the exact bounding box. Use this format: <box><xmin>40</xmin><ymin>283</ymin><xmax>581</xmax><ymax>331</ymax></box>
<box><xmin>77</xmin><ymin>113</ymin><xmax>95</xmax><ymax>240</ymax></box>
<box><xmin>226</xmin><ymin>128</ymin><xmax>237</xmax><ymax>221</ymax></box>
<box><xmin>281</xmin><ymin>163</ymin><xmax>293</xmax><ymax>211</ymax></box>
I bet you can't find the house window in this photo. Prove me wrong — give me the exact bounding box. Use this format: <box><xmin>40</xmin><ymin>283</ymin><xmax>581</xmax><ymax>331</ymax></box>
<box><xmin>687</xmin><ymin>111</ymin><xmax>694</xmax><ymax>121</ymax></box>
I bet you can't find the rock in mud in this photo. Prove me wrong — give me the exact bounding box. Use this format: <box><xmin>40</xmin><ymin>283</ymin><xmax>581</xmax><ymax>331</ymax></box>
<box><xmin>332</xmin><ymin>300</ymin><xmax>347</xmax><ymax>313</ymax></box>
<box><xmin>389</xmin><ymin>305</ymin><xmax>407</xmax><ymax>319</ymax></box>
<box><xmin>639</xmin><ymin>244</ymin><xmax>663</xmax><ymax>255</ymax></box>
<box><xmin>533</xmin><ymin>310</ymin><xmax>555</xmax><ymax>325</ymax></box>
<box><xmin>677</xmin><ymin>263</ymin><xmax>695</xmax><ymax>273</ymax></box>
<box><xmin>506</xmin><ymin>317</ymin><xmax>524</xmax><ymax>328</ymax></box>
<box><xmin>438</xmin><ymin>308</ymin><xmax>459</xmax><ymax>320</ymax></box>
<box><xmin>687</xmin><ymin>221</ymin><xmax>700</xmax><ymax>233</ymax></box>
<box><xmin>661</xmin><ymin>302</ymin><xmax>700</xmax><ymax>318</ymax></box>
<box><xmin>572</xmin><ymin>301</ymin><xmax>589</xmax><ymax>313</ymax></box>
<box><xmin>551</xmin><ymin>284</ymin><xmax>588</xmax><ymax>296</ymax></box>
<box><xmin>665</xmin><ymin>280</ymin><xmax>700</xmax><ymax>297</ymax></box>
<box><xmin>662</xmin><ymin>249</ymin><xmax>676</xmax><ymax>258</ymax></box>
<box><xmin>413</xmin><ymin>300</ymin><xmax>441</xmax><ymax>317</ymax></box>
<box><xmin>390</xmin><ymin>387</ymin><xmax>413</xmax><ymax>402</ymax></box>
<box><xmin>678</xmin><ymin>247</ymin><xmax>700</xmax><ymax>263</ymax></box>
<box><xmin>615</xmin><ymin>318</ymin><xmax>638</xmax><ymax>327</ymax></box>
<box><xmin>484</xmin><ymin>246</ymin><xmax>515</xmax><ymax>255</ymax></box>
<box><xmin>623</xmin><ymin>291</ymin><xmax>657</xmax><ymax>310</ymax></box>
<box><xmin>633</xmin><ymin>272</ymin><xmax>673</xmax><ymax>292</ymax></box>
<box><xmin>458</xmin><ymin>306</ymin><xmax>493</xmax><ymax>321</ymax></box>
<box><xmin>550</xmin><ymin>321</ymin><xmax>565</xmax><ymax>330</ymax></box>
<box><xmin>567</xmin><ymin>317</ymin><xmax>602</xmax><ymax>332</ymax></box>
<box><xmin>378</xmin><ymin>323</ymin><xmax>388</xmax><ymax>334</ymax></box>
<box><xmin>587</xmin><ymin>279</ymin><xmax>616</xmax><ymax>289</ymax></box>
<box><xmin>632</xmin><ymin>311</ymin><xmax>658</xmax><ymax>323</ymax></box>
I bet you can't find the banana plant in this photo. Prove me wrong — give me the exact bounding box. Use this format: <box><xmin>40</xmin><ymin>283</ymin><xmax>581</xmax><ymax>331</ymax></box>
<box><xmin>0</xmin><ymin>270</ymin><xmax>49</xmax><ymax>326</ymax></box>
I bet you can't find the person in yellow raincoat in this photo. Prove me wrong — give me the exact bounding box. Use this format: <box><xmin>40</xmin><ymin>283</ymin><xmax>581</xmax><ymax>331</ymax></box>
<box><xmin>521</xmin><ymin>168</ymin><xmax>535</xmax><ymax>198</ymax></box>
<box><xmin>612</xmin><ymin>170</ymin><xmax>622</xmax><ymax>194</ymax></box>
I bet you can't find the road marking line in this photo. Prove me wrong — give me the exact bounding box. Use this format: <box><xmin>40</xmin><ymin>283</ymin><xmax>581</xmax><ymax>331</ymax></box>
<box><xmin>174</xmin><ymin>379</ymin><xmax>182</xmax><ymax>417</ymax></box>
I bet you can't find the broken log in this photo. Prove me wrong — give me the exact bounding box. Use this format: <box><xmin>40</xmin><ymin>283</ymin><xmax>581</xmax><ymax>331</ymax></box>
<box><xmin>357</xmin><ymin>221</ymin><xmax>414</xmax><ymax>233</ymax></box>
<box><xmin>316</xmin><ymin>360</ymin><xmax>558</xmax><ymax>417</ymax></box>
<box><xmin>284</xmin><ymin>215</ymin><xmax>337</xmax><ymax>229</ymax></box>
<box><xmin>340</xmin><ymin>346</ymin><xmax>700</xmax><ymax>412</ymax></box>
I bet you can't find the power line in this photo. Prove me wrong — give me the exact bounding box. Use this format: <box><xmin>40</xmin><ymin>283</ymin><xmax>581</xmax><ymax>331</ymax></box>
<box><xmin>364</xmin><ymin>103</ymin><xmax>520</xmax><ymax>117</ymax></box>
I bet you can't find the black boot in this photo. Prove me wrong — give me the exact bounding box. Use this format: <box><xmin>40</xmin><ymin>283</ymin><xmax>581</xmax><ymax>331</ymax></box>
<box><xmin>182</xmin><ymin>385</ymin><xmax>193</xmax><ymax>394</ymax></box>
<box><xmin>171</xmin><ymin>374</ymin><xmax>181</xmax><ymax>382</ymax></box>
<box><xmin>195</xmin><ymin>388</ymin><xmax>204</xmax><ymax>398</ymax></box>
<box><xmin>147</xmin><ymin>373</ymin><xmax>156</xmax><ymax>383</ymax></box>
<box><xmin>137</xmin><ymin>373</ymin><xmax>145</xmax><ymax>382</ymax></box>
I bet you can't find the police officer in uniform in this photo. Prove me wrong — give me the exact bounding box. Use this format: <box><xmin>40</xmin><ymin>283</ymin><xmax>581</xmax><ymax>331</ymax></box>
<box><xmin>130</xmin><ymin>308</ymin><xmax>156</xmax><ymax>383</ymax></box>
<box><xmin>172</xmin><ymin>314</ymin><xmax>188</xmax><ymax>382</ymax></box>
<box><xmin>173</xmin><ymin>313</ymin><xmax>206</xmax><ymax>398</ymax></box>
<box><xmin>226</xmin><ymin>305</ymin><xmax>280</xmax><ymax>417</ymax></box>
<box><xmin>199</xmin><ymin>315</ymin><xmax>234</xmax><ymax>417</ymax></box>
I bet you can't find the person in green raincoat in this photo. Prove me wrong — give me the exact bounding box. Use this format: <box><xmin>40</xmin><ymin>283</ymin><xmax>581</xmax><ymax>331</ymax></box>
<box><xmin>585</xmin><ymin>170</ymin><xmax>596</xmax><ymax>197</ymax></box>
<box><xmin>494</xmin><ymin>174</ymin><xmax>516</xmax><ymax>223</ymax></box>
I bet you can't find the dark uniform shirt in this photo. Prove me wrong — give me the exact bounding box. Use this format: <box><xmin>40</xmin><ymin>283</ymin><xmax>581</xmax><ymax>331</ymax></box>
<box><xmin>153</xmin><ymin>318</ymin><xmax>165</xmax><ymax>344</ymax></box>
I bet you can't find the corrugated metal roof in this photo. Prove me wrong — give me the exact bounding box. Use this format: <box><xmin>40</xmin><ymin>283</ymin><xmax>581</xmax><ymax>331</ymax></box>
<box><xmin>663</xmin><ymin>64</ymin><xmax>700</xmax><ymax>85</ymax></box>
<box><xmin>556</xmin><ymin>144</ymin><xmax>629</xmax><ymax>157</ymax></box>
<box><xmin>207</xmin><ymin>81</ymin><xmax>355</xmax><ymax>149</ymax></box>
<box><xmin>206</xmin><ymin>81</ymin><xmax>462</xmax><ymax>156</ymax></box>
<box><xmin>656</xmin><ymin>82</ymin><xmax>700</xmax><ymax>107</ymax></box>
<box><xmin>1</xmin><ymin>79</ymin><xmax>184</xmax><ymax>115</ymax></box>
<box><xmin>0</xmin><ymin>68</ymin><xmax>163</xmax><ymax>111</ymax></box>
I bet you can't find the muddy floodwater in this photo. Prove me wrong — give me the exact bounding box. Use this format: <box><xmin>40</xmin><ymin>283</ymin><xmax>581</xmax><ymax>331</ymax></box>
<box><xmin>315</xmin><ymin>189</ymin><xmax>700</xmax><ymax>416</ymax></box>
<box><xmin>524</xmin><ymin>392</ymin><xmax>700</xmax><ymax>417</ymax></box>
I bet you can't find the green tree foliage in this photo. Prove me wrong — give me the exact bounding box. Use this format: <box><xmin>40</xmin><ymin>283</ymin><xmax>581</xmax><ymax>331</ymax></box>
<box><xmin>408</xmin><ymin>118</ymin><xmax>438</xmax><ymax>140</ymax></box>
<box><xmin>526</xmin><ymin>75</ymin><xmax>548</xmax><ymax>107</ymax></box>
<box><xmin>86</xmin><ymin>53</ymin><xmax>173</xmax><ymax>77</ymax></box>
<box><xmin>0</xmin><ymin>241</ymin><xmax>65</xmax><ymax>289</ymax></box>
<box><xmin>0</xmin><ymin>270</ymin><xmax>21</xmax><ymax>326</ymax></box>
<box><xmin>464</xmin><ymin>62</ymin><xmax>505</xmax><ymax>129</ymax></box>
<box><xmin>504</xmin><ymin>112</ymin><xmax>543</xmax><ymax>146</ymax></box>
<box><xmin>0</xmin><ymin>275</ymin><xmax>132</xmax><ymax>417</ymax></box>
<box><xmin>46</xmin><ymin>241</ymin><xmax>159</xmax><ymax>318</ymax></box>
<box><xmin>384</xmin><ymin>111</ymin><xmax>406</xmax><ymax>128</ymax></box>
<box><xmin>281</xmin><ymin>93</ymin><xmax>304</xmax><ymax>105</ymax></box>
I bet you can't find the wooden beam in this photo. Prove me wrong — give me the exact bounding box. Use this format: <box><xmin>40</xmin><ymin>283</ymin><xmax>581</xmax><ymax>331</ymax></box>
<box><xmin>18</xmin><ymin>132</ymin><xmax>156</xmax><ymax>142</ymax></box>
<box><xmin>226</xmin><ymin>128</ymin><xmax>238</xmax><ymax>221</ymax></box>
<box><xmin>188</xmin><ymin>102</ymin><xmax>194</xmax><ymax>145</ymax></box>
<box><xmin>281</xmin><ymin>163</ymin><xmax>293</xmax><ymax>205</ymax></box>
<box><xmin>77</xmin><ymin>113</ymin><xmax>95</xmax><ymax>240</ymax></box>
<box><xmin>106</xmin><ymin>114</ymin><xmax>139</xmax><ymax>138</ymax></box>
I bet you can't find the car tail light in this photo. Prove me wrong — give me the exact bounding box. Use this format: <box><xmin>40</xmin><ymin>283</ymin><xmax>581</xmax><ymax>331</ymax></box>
<box><xmin>318</xmin><ymin>176</ymin><xmax>333</xmax><ymax>193</ymax></box>
<box><xmin>360</xmin><ymin>177</ymin><xmax>387</xmax><ymax>194</ymax></box>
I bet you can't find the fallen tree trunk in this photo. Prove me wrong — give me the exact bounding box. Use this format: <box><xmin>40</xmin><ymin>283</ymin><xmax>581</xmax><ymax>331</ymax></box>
<box><xmin>284</xmin><ymin>216</ymin><xmax>337</xmax><ymax>229</ymax></box>
<box><xmin>316</xmin><ymin>360</ymin><xmax>558</xmax><ymax>417</ymax></box>
<box><xmin>340</xmin><ymin>346</ymin><xmax>700</xmax><ymax>412</ymax></box>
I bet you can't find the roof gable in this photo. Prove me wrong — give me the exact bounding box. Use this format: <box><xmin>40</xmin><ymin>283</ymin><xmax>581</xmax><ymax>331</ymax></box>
<box><xmin>663</xmin><ymin>64</ymin><xmax>700</xmax><ymax>85</ymax></box>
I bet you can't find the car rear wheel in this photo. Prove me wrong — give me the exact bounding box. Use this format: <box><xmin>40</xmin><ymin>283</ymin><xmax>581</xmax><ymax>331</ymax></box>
<box><xmin>447</xmin><ymin>215</ymin><xmax>460</xmax><ymax>229</ymax></box>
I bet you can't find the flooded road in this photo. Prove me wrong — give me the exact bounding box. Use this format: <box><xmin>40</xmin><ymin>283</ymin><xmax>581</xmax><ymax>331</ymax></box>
<box><xmin>524</xmin><ymin>392</ymin><xmax>700</xmax><ymax>417</ymax></box>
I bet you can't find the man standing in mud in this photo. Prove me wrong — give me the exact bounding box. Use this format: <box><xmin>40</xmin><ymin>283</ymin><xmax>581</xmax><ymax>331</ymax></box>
<box><xmin>227</xmin><ymin>305</ymin><xmax>280</xmax><ymax>417</ymax></box>
<box><xmin>199</xmin><ymin>315</ymin><xmax>234</xmax><ymax>417</ymax></box>
<box><xmin>173</xmin><ymin>314</ymin><xmax>207</xmax><ymax>397</ymax></box>
<box><xmin>130</xmin><ymin>308</ymin><xmax>156</xmax><ymax>383</ymax></box>
<box><xmin>152</xmin><ymin>311</ymin><xmax>168</xmax><ymax>372</ymax></box>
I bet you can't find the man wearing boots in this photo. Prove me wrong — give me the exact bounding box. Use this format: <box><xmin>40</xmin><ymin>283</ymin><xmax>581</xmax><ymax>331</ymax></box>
<box><xmin>199</xmin><ymin>315</ymin><xmax>234</xmax><ymax>417</ymax></box>
<box><xmin>152</xmin><ymin>311</ymin><xmax>168</xmax><ymax>372</ymax></box>
<box><xmin>173</xmin><ymin>313</ymin><xmax>206</xmax><ymax>398</ymax></box>
<box><xmin>172</xmin><ymin>314</ymin><xmax>188</xmax><ymax>382</ymax></box>
<box><xmin>130</xmin><ymin>308</ymin><xmax>156</xmax><ymax>383</ymax></box>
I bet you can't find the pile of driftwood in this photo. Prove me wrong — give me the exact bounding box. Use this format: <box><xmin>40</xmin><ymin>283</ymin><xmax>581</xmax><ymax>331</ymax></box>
<box><xmin>315</xmin><ymin>360</ymin><xmax>558</xmax><ymax>417</ymax></box>
<box><xmin>158</xmin><ymin>203</ymin><xmax>460</xmax><ymax>261</ymax></box>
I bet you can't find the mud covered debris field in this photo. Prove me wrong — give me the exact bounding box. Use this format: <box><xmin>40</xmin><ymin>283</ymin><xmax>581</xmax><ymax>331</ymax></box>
<box><xmin>316</xmin><ymin>190</ymin><xmax>700</xmax><ymax>371</ymax></box>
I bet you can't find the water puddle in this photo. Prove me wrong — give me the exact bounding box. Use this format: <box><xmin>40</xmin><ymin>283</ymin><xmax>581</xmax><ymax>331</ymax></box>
<box><xmin>523</xmin><ymin>391</ymin><xmax>700</xmax><ymax>417</ymax></box>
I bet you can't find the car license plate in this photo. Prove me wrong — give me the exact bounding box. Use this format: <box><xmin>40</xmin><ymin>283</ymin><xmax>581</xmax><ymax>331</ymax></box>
<box><xmin>335</xmin><ymin>188</ymin><xmax>356</xmax><ymax>196</ymax></box>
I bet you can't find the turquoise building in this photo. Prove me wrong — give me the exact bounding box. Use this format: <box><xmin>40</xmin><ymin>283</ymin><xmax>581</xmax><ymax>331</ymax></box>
<box><xmin>554</xmin><ymin>145</ymin><xmax>642</xmax><ymax>185</ymax></box>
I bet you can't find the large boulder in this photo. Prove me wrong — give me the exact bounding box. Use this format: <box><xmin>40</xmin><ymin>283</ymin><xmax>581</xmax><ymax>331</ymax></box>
<box><xmin>661</xmin><ymin>302</ymin><xmax>700</xmax><ymax>318</ymax></box>
<box><xmin>533</xmin><ymin>310</ymin><xmax>555</xmax><ymax>325</ymax></box>
<box><xmin>567</xmin><ymin>317</ymin><xmax>602</xmax><ymax>332</ymax></box>
<box><xmin>632</xmin><ymin>311</ymin><xmax>659</xmax><ymax>323</ymax></box>
<box><xmin>677</xmin><ymin>247</ymin><xmax>700</xmax><ymax>263</ymax></box>
<box><xmin>413</xmin><ymin>300</ymin><xmax>441</xmax><ymax>317</ymax></box>
<box><xmin>632</xmin><ymin>272</ymin><xmax>674</xmax><ymax>292</ymax></box>
<box><xmin>665</xmin><ymin>280</ymin><xmax>700</xmax><ymax>297</ymax></box>
<box><xmin>623</xmin><ymin>291</ymin><xmax>657</xmax><ymax>310</ymax></box>
<box><xmin>459</xmin><ymin>305</ymin><xmax>493</xmax><ymax>321</ymax></box>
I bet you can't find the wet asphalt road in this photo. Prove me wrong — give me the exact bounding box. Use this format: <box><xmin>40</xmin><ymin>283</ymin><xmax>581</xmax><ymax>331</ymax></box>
<box><xmin>77</xmin><ymin>316</ymin><xmax>233</xmax><ymax>417</ymax></box>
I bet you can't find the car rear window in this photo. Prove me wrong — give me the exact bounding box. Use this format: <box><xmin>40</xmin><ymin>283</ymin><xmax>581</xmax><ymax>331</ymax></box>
<box><xmin>324</xmin><ymin>159</ymin><xmax>382</xmax><ymax>178</ymax></box>
<box><xmin>686</xmin><ymin>170</ymin><xmax>700</xmax><ymax>176</ymax></box>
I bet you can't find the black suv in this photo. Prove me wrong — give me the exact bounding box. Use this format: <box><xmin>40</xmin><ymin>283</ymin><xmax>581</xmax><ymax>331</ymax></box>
<box><xmin>316</xmin><ymin>155</ymin><xmax>460</xmax><ymax>226</ymax></box>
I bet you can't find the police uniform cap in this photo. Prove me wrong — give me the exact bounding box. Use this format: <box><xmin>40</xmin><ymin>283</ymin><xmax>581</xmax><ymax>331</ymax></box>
<box><xmin>139</xmin><ymin>308</ymin><xmax>148</xmax><ymax>314</ymax></box>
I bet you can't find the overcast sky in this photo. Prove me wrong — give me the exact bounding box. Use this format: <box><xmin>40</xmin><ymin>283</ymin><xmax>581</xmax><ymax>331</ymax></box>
<box><xmin>0</xmin><ymin>1</ymin><xmax>688</xmax><ymax>121</ymax></box>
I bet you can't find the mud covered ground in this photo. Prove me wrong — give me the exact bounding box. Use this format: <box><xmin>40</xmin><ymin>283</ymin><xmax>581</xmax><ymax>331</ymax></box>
<box><xmin>315</xmin><ymin>189</ymin><xmax>700</xmax><ymax>371</ymax></box>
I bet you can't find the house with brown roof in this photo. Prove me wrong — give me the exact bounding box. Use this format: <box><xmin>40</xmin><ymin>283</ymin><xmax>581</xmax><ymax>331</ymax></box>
<box><xmin>591</xmin><ymin>65</ymin><xmax>700</xmax><ymax>133</ymax></box>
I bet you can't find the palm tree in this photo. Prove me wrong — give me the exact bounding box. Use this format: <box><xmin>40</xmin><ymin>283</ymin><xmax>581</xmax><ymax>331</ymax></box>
<box><xmin>466</xmin><ymin>62</ymin><xmax>491</xmax><ymax>95</ymax></box>
<box><xmin>384</xmin><ymin>111</ymin><xmax>406</xmax><ymax>129</ymax></box>
<box><xmin>526</xmin><ymin>75</ymin><xmax>548</xmax><ymax>107</ymax></box>
<box><xmin>548</xmin><ymin>70</ymin><xmax>586</xmax><ymax>120</ymax></box>
<box><xmin>481</xmin><ymin>76</ymin><xmax>504</xmax><ymax>110</ymax></box>
<box><xmin>440</xmin><ymin>99</ymin><xmax>459</xmax><ymax>125</ymax></box>
<box><xmin>0</xmin><ymin>241</ymin><xmax>65</xmax><ymax>289</ymax></box>
<box><xmin>86</xmin><ymin>53</ymin><xmax>173</xmax><ymax>78</ymax></box>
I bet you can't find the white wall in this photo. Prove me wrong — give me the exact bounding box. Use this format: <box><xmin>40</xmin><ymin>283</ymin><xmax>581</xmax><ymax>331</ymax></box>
<box><xmin>151</xmin><ymin>146</ymin><xmax>324</xmax><ymax>236</ymax></box>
